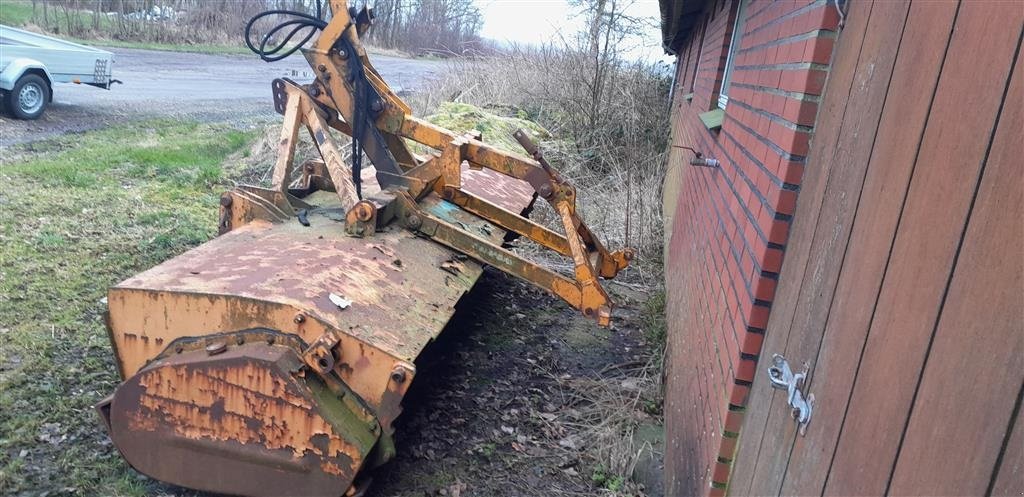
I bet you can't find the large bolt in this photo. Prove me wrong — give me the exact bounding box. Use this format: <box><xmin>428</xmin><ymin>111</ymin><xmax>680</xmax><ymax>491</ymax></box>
<box><xmin>220</xmin><ymin>194</ymin><xmax>233</xmax><ymax>207</ymax></box>
<box><xmin>405</xmin><ymin>214</ymin><xmax>422</xmax><ymax>230</ymax></box>
<box><xmin>318</xmin><ymin>64</ymin><xmax>327</xmax><ymax>72</ymax></box>
<box><xmin>390</xmin><ymin>368</ymin><xmax>407</xmax><ymax>384</ymax></box>
<box><xmin>370</xmin><ymin>100</ymin><xmax>383</xmax><ymax>113</ymax></box>
<box><xmin>317</xmin><ymin>356</ymin><xmax>332</xmax><ymax>372</ymax></box>
<box><xmin>205</xmin><ymin>340</ymin><xmax>227</xmax><ymax>356</ymax></box>
<box><xmin>294</xmin><ymin>313</ymin><xmax>306</xmax><ymax>324</ymax></box>
<box><xmin>337</xmin><ymin>49</ymin><xmax>349</xmax><ymax>60</ymax></box>
<box><xmin>537</xmin><ymin>183</ymin><xmax>553</xmax><ymax>198</ymax></box>
<box><xmin>355</xmin><ymin>202</ymin><xmax>374</xmax><ymax>222</ymax></box>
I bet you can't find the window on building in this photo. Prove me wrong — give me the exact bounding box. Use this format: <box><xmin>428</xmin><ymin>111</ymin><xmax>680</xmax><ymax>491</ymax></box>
<box><xmin>718</xmin><ymin>0</ymin><xmax>748</xmax><ymax>109</ymax></box>
<box><xmin>690</xmin><ymin>18</ymin><xmax>708</xmax><ymax>92</ymax></box>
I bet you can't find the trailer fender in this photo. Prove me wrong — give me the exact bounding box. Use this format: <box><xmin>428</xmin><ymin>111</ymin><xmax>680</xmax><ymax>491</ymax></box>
<box><xmin>0</xmin><ymin>58</ymin><xmax>53</xmax><ymax>99</ymax></box>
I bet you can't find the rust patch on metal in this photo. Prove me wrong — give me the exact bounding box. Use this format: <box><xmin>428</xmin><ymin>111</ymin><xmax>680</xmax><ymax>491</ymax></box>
<box><xmin>108</xmin><ymin>343</ymin><xmax>377</xmax><ymax>497</ymax></box>
<box><xmin>461</xmin><ymin>165</ymin><xmax>535</xmax><ymax>214</ymax></box>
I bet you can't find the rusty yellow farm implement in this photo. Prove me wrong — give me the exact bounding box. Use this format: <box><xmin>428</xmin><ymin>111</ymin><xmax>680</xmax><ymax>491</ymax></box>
<box><xmin>97</xmin><ymin>1</ymin><xmax>632</xmax><ymax>495</ymax></box>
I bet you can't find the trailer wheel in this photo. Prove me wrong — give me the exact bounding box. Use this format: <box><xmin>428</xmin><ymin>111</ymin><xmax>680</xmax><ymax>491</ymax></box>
<box><xmin>6</xmin><ymin>73</ymin><xmax>49</xmax><ymax>120</ymax></box>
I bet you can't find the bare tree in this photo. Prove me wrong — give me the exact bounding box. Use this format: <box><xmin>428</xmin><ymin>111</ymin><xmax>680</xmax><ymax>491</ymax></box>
<box><xmin>367</xmin><ymin>0</ymin><xmax>483</xmax><ymax>55</ymax></box>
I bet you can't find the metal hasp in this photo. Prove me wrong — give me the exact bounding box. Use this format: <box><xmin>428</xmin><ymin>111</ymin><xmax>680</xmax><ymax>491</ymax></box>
<box><xmin>97</xmin><ymin>0</ymin><xmax>632</xmax><ymax>495</ymax></box>
<box><xmin>767</xmin><ymin>354</ymin><xmax>815</xmax><ymax>435</ymax></box>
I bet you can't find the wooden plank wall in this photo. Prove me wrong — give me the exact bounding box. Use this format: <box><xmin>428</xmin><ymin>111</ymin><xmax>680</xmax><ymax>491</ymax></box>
<box><xmin>728</xmin><ymin>1</ymin><xmax>1024</xmax><ymax>495</ymax></box>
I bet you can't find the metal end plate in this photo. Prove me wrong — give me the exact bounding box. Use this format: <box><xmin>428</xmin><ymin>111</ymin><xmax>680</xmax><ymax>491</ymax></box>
<box><xmin>106</xmin><ymin>342</ymin><xmax>378</xmax><ymax>497</ymax></box>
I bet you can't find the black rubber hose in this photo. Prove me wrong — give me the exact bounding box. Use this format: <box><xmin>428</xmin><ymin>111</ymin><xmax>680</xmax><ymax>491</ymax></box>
<box><xmin>257</xmin><ymin>20</ymin><xmax>318</xmax><ymax>61</ymax></box>
<box><xmin>244</xmin><ymin>1</ymin><xmax>327</xmax><ymax>62</ymax></box>
<box><xmin>247</xmin><ymin>1</ymin><xmax>372</xmax><ymax>201</ymax></box>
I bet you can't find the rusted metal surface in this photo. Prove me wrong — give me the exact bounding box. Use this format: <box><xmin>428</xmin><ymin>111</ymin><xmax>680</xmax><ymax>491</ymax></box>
<box><xmin>101</xmin><ymin>0</ymin><xmax>632</xmax><ymax>494</ymax></box>
<box><xmin>107</xmin><ymin>340</ymin><xmax>377</xmax><ymax>497</ymax></box>
<box><xmin>264</xmin><ymin>78</ymin><xmax>630</xmax><ymax>324</ymax></box>
<box><xmin>269</xmin><ymin>60</ymin><xmax>629</xmax><ymax>325</ymax></box>
<box><xmin>113</xmin><ymin>205</ymin><xmax>492</xmax><ymax>370</ymax></box>
<box><xmin>106</xmin><ymin>193</ymin><xmax>521</xmax><ymax>495</ymax></box>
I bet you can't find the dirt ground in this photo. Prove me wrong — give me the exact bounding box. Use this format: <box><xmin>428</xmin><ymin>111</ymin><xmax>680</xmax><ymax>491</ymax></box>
<box><xmin>364</xmin><ymin>270</ymin><xmax>663</xmax><ymax>497</ymax></box>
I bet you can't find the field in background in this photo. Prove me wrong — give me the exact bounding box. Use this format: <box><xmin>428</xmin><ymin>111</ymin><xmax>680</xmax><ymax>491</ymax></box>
<box><xmin>0</xmin><ymin>0</ymin><xmax>435</xmax><ymax>57</ymax></box>
<box><xmin>0</xmin><ymin>0</ymin><xmax>247</xmax><ymax>54</ymax></box>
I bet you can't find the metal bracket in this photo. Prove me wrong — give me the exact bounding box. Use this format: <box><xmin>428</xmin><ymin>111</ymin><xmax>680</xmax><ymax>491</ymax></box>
<box><xmin>767</xmin><ymin>354</ymin><xmax>815</xmax><ymax>435</ymax></box>
<box><xmin>302</xmin><ymin>330</ymin><xmax>342</xmax><ymax>375</ymax></box>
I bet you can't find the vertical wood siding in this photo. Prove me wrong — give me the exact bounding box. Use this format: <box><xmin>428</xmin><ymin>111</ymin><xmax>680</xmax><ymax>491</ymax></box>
<box><xmin>721</xmin><ymin>1</ymin><xmax>1024</xmax><ymax>495</ymax></box>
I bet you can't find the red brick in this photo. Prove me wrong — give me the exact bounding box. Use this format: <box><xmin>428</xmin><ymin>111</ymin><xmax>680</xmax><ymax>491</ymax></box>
<box><xmin>762</xmin><ymin>247</ymin><xmax>784</xmax><ymax>272</ymax></box>
<box><xmin>712</xmin><ymin>460</ymin><xmax>732</xmax><ymax>483</ymax></box>
<box><xmin>741</xmin><ymin>329</ymin><xmax>765</xmax><ymax>355</ymax></box>
<box><xmin>805</xmin><ymin>36</ymin><xmax>835</xmax><ymax>64</ymax></box>
<box><xmin>754</xmin><ymin>275</ymin><xmax>776</xmax><ymax>301</ymax></box>
<box><xmin>663</xmin><ymin>9</ymin><xmax>842</xmax><ymax>495</ymax></box>
<box><xmin>814</xmin><ymin>3</ymin><xmax>842</xmax><ymax>32</ymax></box>
<box><xmin>736</xmin><ymin>358</ymin><xmax>757</xmax><ymax>382</ymax></box>
<box><xmin>719</xmin><ymin>433</ymin><xmax>740</xmax><ymax>460</ymax></box>
<box><xmin>782</xmin><ymin>97</ymin><xmax>819</xmax><ymax>126</ymax></box>
<box><xmin>748</xmin><ymin>302</ymin><xmax>770</xmax><ymax>328</ymax></box>
<box><xmin>768</xmin><ymin>218</ymin><xmax>791</xmax><ymax>244</ymax></box>
<box><xmin>780</xmin><ymin>68</ymin><xmax>828</xmax><ymax>95</ymax></box>
<box><xmin>724</xmin><ymin>409</ymin><xmax>745</xmax><ymax>433</ymax></box>
<box><xmin>777</xmin><ymin>188</ymin><xmax>798</xmax><ymax>214</ymax></box>
<box><xmin>782</xmin><ymin>160</ymin><xmax>805</xmax><ymax>184</ymax></box>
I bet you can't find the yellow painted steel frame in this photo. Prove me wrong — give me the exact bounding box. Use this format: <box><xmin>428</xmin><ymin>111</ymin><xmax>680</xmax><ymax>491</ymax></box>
<box><xmin>267</xmin><ymin>0</ymin><xmax>633</xmax><ymax>325</ymax></box>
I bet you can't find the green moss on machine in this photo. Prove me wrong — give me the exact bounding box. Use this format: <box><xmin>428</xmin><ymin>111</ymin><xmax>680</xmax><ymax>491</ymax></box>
<box><xmin>425</xmin><ymin>102</ymin><xmax>551</xmax><ymax>153</ymax></box>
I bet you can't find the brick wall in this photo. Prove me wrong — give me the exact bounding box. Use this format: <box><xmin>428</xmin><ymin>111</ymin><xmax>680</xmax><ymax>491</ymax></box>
<box><xmin>662</xmin><ymin>1</ymin><xmax>840</xmax><ymax>495</ymax></box>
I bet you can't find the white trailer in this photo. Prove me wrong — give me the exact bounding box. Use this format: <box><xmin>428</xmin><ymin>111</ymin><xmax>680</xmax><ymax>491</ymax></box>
<box><xmin>0</xmin><ymin>24</ymin><xmax>117</xmax><ymax>119</ymax></box>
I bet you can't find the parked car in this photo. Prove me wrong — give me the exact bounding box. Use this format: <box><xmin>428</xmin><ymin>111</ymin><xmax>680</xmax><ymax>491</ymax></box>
<box><xmin>0</xmin><ymin>24</ymin><xmax>117</xmax><ymax>119</ymax></box>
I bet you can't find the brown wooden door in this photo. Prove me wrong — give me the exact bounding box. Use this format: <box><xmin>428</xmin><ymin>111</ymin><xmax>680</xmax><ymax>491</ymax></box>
<box><xmin>727</xmin><ymin>1</ymin><xmax>1024</xmax><ymax>495</ymax></box>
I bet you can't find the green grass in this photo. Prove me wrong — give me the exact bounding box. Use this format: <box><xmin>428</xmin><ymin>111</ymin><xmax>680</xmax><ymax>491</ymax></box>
<box><xmin>642</xmin><ymin>287</ymin><xmax>667</xmax><ymax>347</ymax></box>
<box><xmin>0</xmin><ymin>0</ymin><xmax>249</xmax><ymax>56</ymax></box>
<box><xmin>0</xmin><ymin>0</ymin><xmax>31</xmax><ymax>26</ymax></box>
<box><xmin>82</xmin><ymin>39</ymin><xmax>252</xmax><ymax>56</ymax></box>
<box><xmin>0</xmin><ymin>120</ymin><xmax>257</xmax><ymax>495</ymax></box>
<box><xmin>591</xmin><ymin>465</ymin><xmax>626</xmax><ymax>491</ymax></box>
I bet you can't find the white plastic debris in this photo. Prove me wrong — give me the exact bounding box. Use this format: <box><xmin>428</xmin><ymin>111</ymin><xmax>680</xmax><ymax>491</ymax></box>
<box><xmin>328</xmin><ymin>293</ymin><xmax>352</xmax><ymax>310</ymax></box>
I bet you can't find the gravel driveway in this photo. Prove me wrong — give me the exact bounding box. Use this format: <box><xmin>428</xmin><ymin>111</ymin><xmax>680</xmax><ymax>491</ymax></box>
<box><xmin>0</xmin><ymin>46</ymin><xmax>442</xmax><ymax>147</ymax></box>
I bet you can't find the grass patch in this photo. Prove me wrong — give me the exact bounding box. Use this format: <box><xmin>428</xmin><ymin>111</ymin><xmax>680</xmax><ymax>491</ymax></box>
<box><xmin>85</xmin><ymin>39</ymin><xmax>251</xmax><ymax>56</ymax></box>
<box><xmin>0</xmin><ymin>0</ymin><xmax>249</xmax><ymax>56</ymax></box>
<box><xmin>641</xmin><ymin>287</ymin><xmax>666</xmax><ymax>348</ymax></box>
<box><xmin>0</xmin><ymin>0</ymin><xmax>32</xmax><ymax>26</ymax></box>
<box><xmin>0</xmin><ymin>120</ymin><xmax>257</xmax><ymax>495</ymax></box>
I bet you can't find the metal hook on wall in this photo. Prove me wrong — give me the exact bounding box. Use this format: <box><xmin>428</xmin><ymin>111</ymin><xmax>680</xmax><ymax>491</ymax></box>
<box><xmin>672</xmin><ymin>145</ymin><xmax>721</xmax><ymax>168</ymax></box>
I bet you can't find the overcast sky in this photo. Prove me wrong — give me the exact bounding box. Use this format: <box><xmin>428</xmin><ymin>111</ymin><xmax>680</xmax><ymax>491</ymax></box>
<box><xmin>474</xmin><ymin>0</ymin><xmax>670</xmax><ymax>62</ymax></box>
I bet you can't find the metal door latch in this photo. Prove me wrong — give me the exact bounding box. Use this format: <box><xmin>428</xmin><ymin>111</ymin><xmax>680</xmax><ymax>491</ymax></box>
<box><xmin>767</xmin><ymin>354</ymin><xmax>815</xmax><ymax>435</ymax></box>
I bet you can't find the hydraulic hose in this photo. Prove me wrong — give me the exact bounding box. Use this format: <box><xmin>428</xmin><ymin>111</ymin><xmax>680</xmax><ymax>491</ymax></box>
<box><xmin>244</xmin><ymin>1</ymin><xmax>326</xmax><ymax>62</ymax></box>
